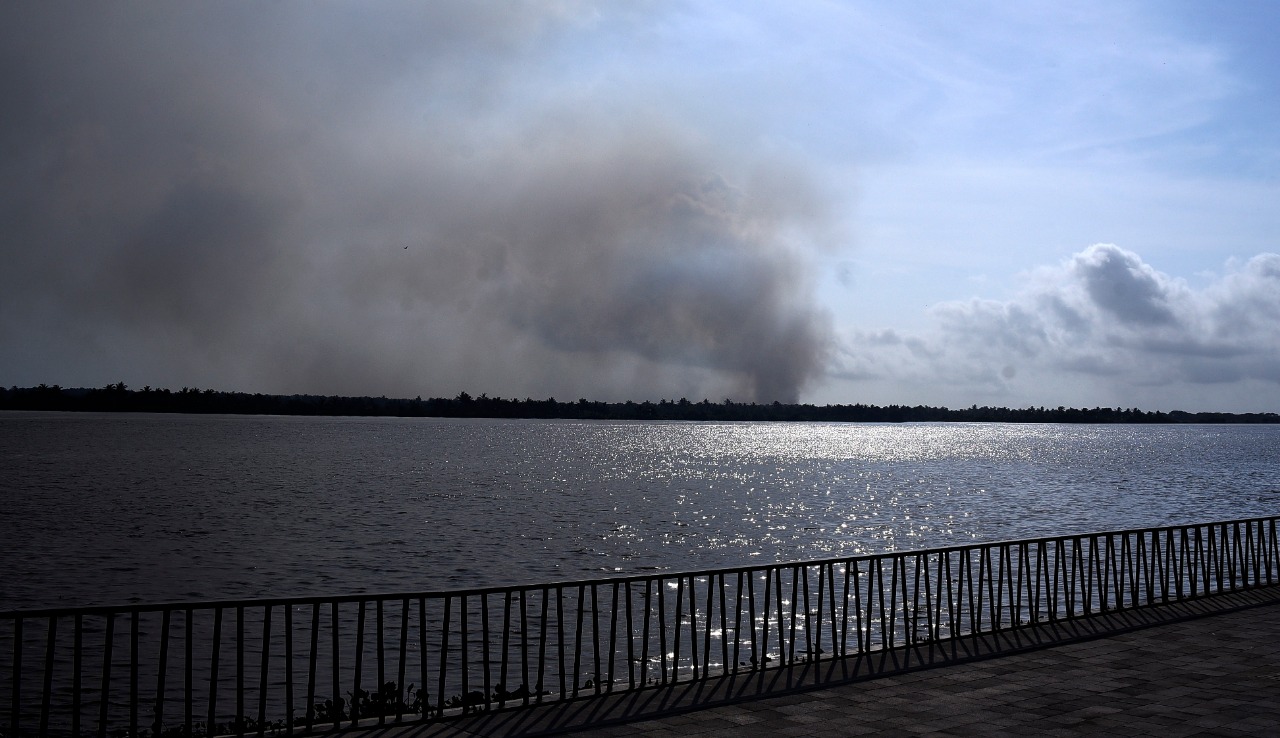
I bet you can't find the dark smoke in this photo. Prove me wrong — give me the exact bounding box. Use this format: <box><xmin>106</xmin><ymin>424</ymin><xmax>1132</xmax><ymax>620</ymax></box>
<box><xmin>0</xmin><ymin>2</ymin><xmax>832</xmax><ymax>403</ymax></box>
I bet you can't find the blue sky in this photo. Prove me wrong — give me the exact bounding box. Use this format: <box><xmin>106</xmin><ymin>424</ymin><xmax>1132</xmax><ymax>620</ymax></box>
<box><xmin>1</xmin><ymin>1</ymin><xmax>1277</xmax><ymax>411</ymax></box>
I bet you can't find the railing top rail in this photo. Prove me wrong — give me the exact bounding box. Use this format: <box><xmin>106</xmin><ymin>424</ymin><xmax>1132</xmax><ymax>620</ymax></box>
<box><xmin>3</xmin><ymin>514</ymin><xmax>1276</xmax><ymax>619</ymax></box>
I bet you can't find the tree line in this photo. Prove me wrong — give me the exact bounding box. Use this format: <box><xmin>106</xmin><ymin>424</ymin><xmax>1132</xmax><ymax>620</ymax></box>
<box><xmin>2</xmin><ymin>383</ymin><xmax>1277</xmax><ymax>424</ymax></box>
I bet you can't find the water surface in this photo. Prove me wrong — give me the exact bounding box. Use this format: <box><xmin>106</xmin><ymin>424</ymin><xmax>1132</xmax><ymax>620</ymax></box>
<box><xmin>2</xmin><ymin>412</ymin><xmax>1277</xmax><ymax>609</ymax></box>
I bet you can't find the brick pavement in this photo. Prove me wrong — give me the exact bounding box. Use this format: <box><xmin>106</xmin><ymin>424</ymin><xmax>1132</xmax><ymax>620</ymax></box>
<box><xmin>362</xmin><ymin>586</ymin><xmax>1280</xmax><ymax>737</ymax></box>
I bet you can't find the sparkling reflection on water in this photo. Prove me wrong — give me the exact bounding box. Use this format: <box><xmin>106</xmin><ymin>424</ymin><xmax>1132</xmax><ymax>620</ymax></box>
<box><xmin>1</xmin><ymin>413</ymin><xmax>1277</xmax><ymax>609</ymax></box>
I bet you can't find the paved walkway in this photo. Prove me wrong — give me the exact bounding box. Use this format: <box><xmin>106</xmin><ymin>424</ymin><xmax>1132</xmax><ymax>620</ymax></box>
<box><xmin>366</xmin><ymin>586</ymin><xmax>1280</xmax><ymax>737</ymax></box>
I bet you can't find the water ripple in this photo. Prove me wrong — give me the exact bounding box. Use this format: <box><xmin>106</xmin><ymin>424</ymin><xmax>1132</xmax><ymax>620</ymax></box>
<box><xmin>1</xmin><ymin>413</ymin><xmax>1277</xmax><ymax>608</ymax></box>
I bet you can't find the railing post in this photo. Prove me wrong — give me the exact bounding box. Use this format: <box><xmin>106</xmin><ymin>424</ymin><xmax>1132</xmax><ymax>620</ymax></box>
<box><xmin>752</xmin><ymin>570</ymin><xmax>762</xmax><ymax>665</ymax></box>
<box><xmin>329</xmin><ymin>603</ymin><xmax>343</xmax><ymax>729</ymax></box>
<box><xmin>977</xmin><ymin>546</ymin><xmax>992</xmax><ymax>631</ymax></box>
<box><xmin>74</xmin><ymin>613</ymin><xmax>84</xmax><ymax>738</ymax></box>
<box><xmin>920</xmin><ymin>553</ymin><xmax>935</xmax><ymax>649</ymax></box>
<box><xmin>555</xmin><ymin>586</ymin><xmax>566</xmax><ymax>698</ymax></box>
<box><xmin>874</xmin><ymin>557</ymin><xmax>888</xmax><ymax>651</ymax></box>
<box><xmin>1048</xmin><ymin>539</ymin><xmax>1062</xmax><ymax>622</ymax></box>
<box><xmin>773</xmin><ymin>567</ymin><xmax>786</xmax><ymax>663</ymax></box>
<box><xmin>417</xmin><ymin>597</ymin><xmax>428</xmax><ymax>715</ymax></box>
<box><xmin>1125</xmin><ymin>532</ymin><xmax>1139</xmax><ymax>609</ymax></box>
<box><xmin>130</xmin><ymin>612</ymin><xmax>139</xmax><ymax>738</ymax></box>
<box><xmin>825</xmin><ymin>563</ymin><xmax>840</xmax><ymax>658</ymax></box>
<box><xmin>572</xmin><ymin>585</ymin><xmax>584</xmax><ymax>697</ymax></box>
<box><xmin>623</xmin><ymin>582</ymin><xmax>635</xmax><ymax>688</ymax></box>
<box><xmin>235</xmin><ymin>607</ymin><xmax>244</xmax><ymax>737</ymax></box>
<box><xmin>305</xmin><ymin>604</ymin><xmax>318</xmax><ymax>732</ymax></box>
<box><xmin>813</xmin><ymin>565</ymin><xmax>827</xmax><ymax>659</ymax></box>
<box><xmin>1150</xmin><ymin>529</ymin><xmax>1162</xmax><ymax>605</ymax></box>
<box><xmin>353</xmin><ymin>601</ymin><xmax>365</xmax><ymax>728</ymax></box>
<box><xmin>592</xmin><ymin>584</ymin><xmax>603</xmax><ymax>694</ymax></box>
<box><xmin>669</xmin><ymin>577</ymin><xmax>681</xmax><ymax>682</ymax></box>
<box><xmin>688</xmin><ymin>575</ymin><xmax>701</xmax><ymax>680</ymax></box>
<box><xmin>184</xmin><ymin>608</ymin><xmax>193</xmax><ymax>736</ymax></box>
<box><xmin>499</xmin><ymin>592</ymin><xmax>512</xmax><ymax>706</ymax></box>
<box><xmin>459</xmin><ymin>594</ymin><xmax>469</xmax><ymax>711</ymax></box>
<box><xmin>1014</xmin><ymin>543</ymin><xmax>1028</xmax><ymax>626</ymax></box>
<box><xmin>375</xmin><ymin>599</ymin><xmax>386</xmax><ymax>724</ymax></box>
<box><xmin>740</xmin><ymin>570</ymin><xmax>752</xmax><ymax>669</ymax></box>
<box><xmin>787</xmin><ymin>566</ymin><xmax>800</xmax><ymax>663</ymax></box>
<box><xmin>153</xmin><ymin>610</ymin><xmax>169</xmax><ymax>737</ymax></box>
<box><xmin>839</xmin><ymin>560</ymin><xmax>849</xmax><ymax>652</ymax></box>
<box><xmin>992</xmin><ymin>544</ymin><xmax>1007</xmax><ymax>629</ymax></box>
<box><xmin>639</xmin><ymin>580</ymin><xmax>652</xmax><ymax>684</ymax></box>
<box><xmin>11</xmin><ymin>616</ymin><xmax>22</xmax><ymax>738</ymax></box>
<box><xmin>1268</xmin><ymin>519</ymin><xmax>1280</xmax><ymax>585</ymax></box>
<box><xmin>285</xmin><ymin>605</ymin><xmax>295</xmax><ymax>731</ymax></box>
<box><xmin>1232</xmin><ymin>521</ymin><xmax>1244</xmax><ymax>590</ymax></box>
<box><xmin>206</xmin><ymin>609</ymin><xmax>220</xmax><ymax>736</ymax></box>
<box><xmin>703</xmin><ymin>575</ymin><xmax>715</xmax><ymax>676</ymax></box>
<box><xmin>437</xmin><ymin>596</ymin><xmax>451</xmax><ymax>714</ymax></box>
<box><xmin>396</xmin><ymin>598</ymin><xmax>408</xmax><ymax>721</ymax></box>
<box><xmin>719</xmin><ymin>574</ymin><xmax>730</xmax><ymax>672</ymax></box>
<box><xmin>1175</xmin><ymin>527</ymin><xmax>1189</xmax><ymax>600</ymax></box>
<box><xmin>887</xmin><ymin>555</ymin><xmax>902</xmax><ymax>648</ymax></box>
<box><xmin>940</xmin><ymin>552</ymin><xmax>956</xmax><ymax>654</ymax></box>
<box><xmin>605</xmin><ymin>583</ymin><xmax>617</xmax><ymax>692</ymax></box>
<box><xmin>7</xmin><ymin>516</ymin><xmax>1279</xmax><ymax>738</ymax></box>
<box><xmin>1248</xmin><ymin>520</ymin><xmax>1260</xmax><ymax>588</ymax></box>
<box><xmin>1193</xmin><ymin>526</ymin><xmax>1205</xmax><ymax>597</ymax></box>
<box><xmin>1112</xmin><ymin>533</ymin><xmax>1124</xmax><ymax>610</ymax></box>
<box><xmin>257</xmin><ymin>605</ymin><xmax>271</xmax><ymax>736</ymax></box>
<box><xmin>846</xmin><ymin>560</ymin><xmax>862</xmax><ymax>655</ymax></box>
<box><xmin>41</xmin><ymin>616</ymin><xmax>57</xmax><ymax>738</ymax></box>
<box><xmin>1209</xmin><ymin>524</ymin><xmax>1221</xmax><ymax>593</ymax></box>
<box><xmin>1029</xmin><ymin>542</ymin><xmax>1039</xmax><ymax>621</ymax></box>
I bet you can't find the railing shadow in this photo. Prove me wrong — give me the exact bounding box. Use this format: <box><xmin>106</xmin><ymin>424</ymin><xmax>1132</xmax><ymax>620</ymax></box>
<box><xmin>376</xmin><ymin>584</ymin><xmax>1280</xmax><ymax>737</ymax></box>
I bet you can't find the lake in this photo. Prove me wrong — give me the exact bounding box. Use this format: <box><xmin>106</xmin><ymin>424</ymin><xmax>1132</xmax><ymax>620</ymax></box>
<box><xmin>2</xmin><ymin>412</ymin><xmax>1278</xmax><ymax>610</ymax></box>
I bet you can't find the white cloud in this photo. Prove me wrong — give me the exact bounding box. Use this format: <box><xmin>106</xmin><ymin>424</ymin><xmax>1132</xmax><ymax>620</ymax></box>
<box><xmin>830</xmin><ymin>244</ymin><xmax>1280</xmax><ymax>411</ymax></box>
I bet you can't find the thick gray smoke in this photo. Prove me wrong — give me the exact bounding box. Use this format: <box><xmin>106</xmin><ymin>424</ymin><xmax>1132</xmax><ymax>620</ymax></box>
<box><xmin>0</xmin><ymin>3</ymin><xmax>832</xmax><ymax>402</ymax></box>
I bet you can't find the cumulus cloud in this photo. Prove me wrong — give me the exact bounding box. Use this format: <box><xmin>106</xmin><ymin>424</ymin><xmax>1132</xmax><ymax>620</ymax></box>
<box><xmin>0</xmin><ymin>2</ymin><xmax>833</xmax><ymax>402</ymax></box>
<box><xmin>1071</xmin><ymin>245</ymin><xmax>1181</xmax><ymax>327</ymax></box>
<box><xmin>833</xmin><ymin>244</ymin><xmax>1280</xmax><ymax>409</ymax></box>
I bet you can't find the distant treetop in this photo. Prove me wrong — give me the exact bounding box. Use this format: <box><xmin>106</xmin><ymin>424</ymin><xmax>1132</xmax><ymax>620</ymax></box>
<box><xmin>2</xmin><ymin>384</ymin><xmax>1277</xmax><ymax>424</ymax></box>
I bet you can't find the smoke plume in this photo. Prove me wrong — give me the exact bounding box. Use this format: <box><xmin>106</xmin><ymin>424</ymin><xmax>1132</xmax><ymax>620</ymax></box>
<box><xmin>0</xmin><ymin>2</ymin><xmax>832</xmax><ymax>403</ymax></box>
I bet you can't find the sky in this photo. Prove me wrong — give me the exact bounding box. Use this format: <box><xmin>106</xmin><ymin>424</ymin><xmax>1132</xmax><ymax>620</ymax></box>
<box><xmin>2</xmin><ymin>1</ymin><xmax>1278</xmax><ymax>412</ymax></box>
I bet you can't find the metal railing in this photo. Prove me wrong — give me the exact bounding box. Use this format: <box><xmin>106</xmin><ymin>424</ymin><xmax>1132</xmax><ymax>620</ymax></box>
<box><xmin>3</xmin><ymin>515</ymin><xmax>1278</xmax><ymax>737</ymax></box>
